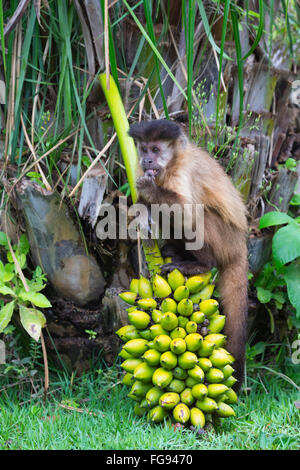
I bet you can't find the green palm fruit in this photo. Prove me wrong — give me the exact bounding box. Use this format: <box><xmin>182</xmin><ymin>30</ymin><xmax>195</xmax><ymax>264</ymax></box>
<box><xmin>138</xmin><ymin>276</ymin><xmax>153</xmax><ymax>298</ymax></box>
<box><xmin>190</xmin><ymin>407</ymin><xmax>205</xmax><ymax>428</ymax></box>
<box><xmin>170</xmin><ymin>338</ymin><xmax>187</xmax><ymax>355</ymax></box>
<box><xmin>130</xmin><ymin>381</ymin><xmax>153</xmax><ymax>398</ymax></box>
<box><xmin>119</xmin><ymin>348</ymin><xmax>134</xmax><ymax>360</ymax></box>
<box><xmin>152</xmin><ymin>368</ymin><xmax>173</xmax><ymax>389</ymax></box>
<box><xmin>187</xmin><ymin>365</ymin><xmax>205</xmax><ymax>383</ymax></box>
<box><xmin>167</xmin><ymin>378</ymin><xmax>186</xmax><ymax>394</ymax></box>
<box><xmin>147</xmin><ymin>340</ymin><xmax>155</xmax><ymax>349</ymax></box>
<box><xmin>205</xmin><ymin>334</ymin><xmax>226</xmax><ymax>348</ymax></box>
<box><xmin>122</xmin><ymin>372</ymin><xmax>135</xmax><ymax>387</ymax></box>
<box><xmin>196</xmin><ymin>396</ymin><xmax>218</xmax><ymax>413</ymax></box>
<box><xmin>177</xmin><ymin>298</ymin><xmax>193</xmax><ymax>317</ymax></box>
<box><xmin>185</xmin><ymin>376</ymin><xmax>198</xmax><ymax>388</ymax></box>
<box><xmin>223</xmin><ymin>375</ymin><xmax>238</xmax><ymax>388</ymax></box>
<box><xmin>218</xmin><ymin>347</ymin><xmax>235</xmax><ymax>362</ymax></box>
<box><xmin>128</xmin><ymin>392</ymin><xmax>141</xmax><ymax>402</ymax></box>
<box><xmin>167</xmin><ymin>269</ymin><xmax>185</xmax><ymax>291</ymax></box>
<box><xmin>139</xmin><ymin>329</ymin><xmax>152</xmax><ymax>341</ymax></box>
<box><xmin>197</xmin><ymin>339</ymin><xmax>216</xmax><ymax>357</ymax></box>
<box><xmin>133</xmin><ymin>363</ymin><xmax>156</xmax><ymax>383</ymax></box>
<box><xmin>119</xmin><ymin>291</ymin><xmax>137</xmax><ymax>305</ymax></box>
<box><xmin>223</xmin><ymin>388</ymin><xmax>238</xmax><ymax>404</ymax></box>
<box><xmin>164</xmin><ymin>257</ymin><xmax>172</xmax><ymax>263</ymax></box>
<box><xmin>185</xmin><ymin>333</ymin><xmax>203</xmax><ymax>352</ymax></box>
<box><xmin>159</xmin><ymin>392</ymin><xmax>180</xmax><ymax>410</ymax></box>
<box><xmin>178</xmin><ymin>351</ymin><xmax>198</xmax><ymax>369</ymax></box>
<box><xmin>128</xmin><ymin>310</ymin><xmax>151</xmax><ymax>330</ymax></box>
<box><xmin>134</xmin><ymin>402</ymin><xmax>148</xmax><ymax>416</ymax></box>
<box><xmin>143</xmin><ymin>349</ymin><xmax>161</xmax><ymax>366</ymax></box>
<box><xmin>150</xmin><ymin>324</ymin><xmax>168</xmax><ymax>339</ymax></box>
<box><xmin>210</xmin><ymin>348</ymin><xmax>233</xmax><ymax>368</ymax></box>
<box><xmin>185</xmin><ymin>275</ymin><xmax>205</xmax><ymax>294</ymax></box>
<box><xmin>173</xmin><ymin>285</ymin><xmax>190</xmax><ymax>302</ymax></box>
<box><xmin>124</xmin><ymin>338</ymin><xmax>149</xmax><ymax>357</ymax></box>
<box><xmin>205</xmin><ymin>367</ymin><xmax>225</xmax><ymax>383</ymax></box>
<box><xmin>116</xmin><ymin>325</ymin><xmax>140</xmax><ymax>342</ymax></box>
<box><xmin>185</xmin><ymin>321</ymin><xmax>198</xmax><ymax>334</ymax></box>
<box><xmin>216</xmin><ymin>402</ymin><xmax>236</xmax><ymax>417</ymax></box>
<box><xmin>177</xmin><ymin>316</ymin><xmax>189</xmax><ymax>328</ymax></box>
<box><xmin>160</xmin><ymin>351</ymin><xmax>178</xmax><ymax>370</ymax></box>
<box><xmin>190</xmin><ymin>311</ymin><xmax>206</xmax><ymax>324</ymax></box>
<box><xmin>152</xmin><ymin>309</ymin><xmax>164</xmax><ymax>323</ymax></box>
<box><xmin>137</xmin><ymin>298</ymin><xmax>157</xmax><ymax>310</ymax></box>
<box><xmin>153</xmin><ymin>274</ymin><xmax>172</xmax><ymax>299</ymax></box>
<box><xmin>208</xmin><ymin>315</ymin><xmax>226</xmax><ymax>334</ymax></box>
<box><xmin>160</xmin><ymin>312</ymin><xmax>178</xmax><ymax>331</ymax></box>
<box><xmin>146</xmin><ymin>387</ymin><xmax>164</xmax><ymax>407</ymax></box>
<box><xmin>148</xmin><ymin>405</ymin><xmax>168</xmax><ymax>423</ymax></box>
<box><xmin>199</xmin><ymin>299</ymin><xmax>219</xmax><ymax>316</ymax></box>
<box><xmin>130</xmin><ymin>278</ymin><xmax>139</xmax><ymax>294</ymax></box>
<box><xmin>197</xmin><ymin>357</ymin><xmax>213</xmax><ymax>372</ymax></box>
<box><xmin>153</xmin><ymin>334</ymin><xmax>172</xmax><ymax>352</ymax></box>
<box><xmin>190</xmin><ymin>284</ymin><xmax>215</xmax><ymax>303</ymax></box>
<box><xmin>191</xmin><ymin>383</ymin><xmax>208</xmax><ymax>400</ymax></box>
<box><xmin>121</xmin><ymin>358</ymin><xmax>143</xmax><ymax>373</ymax></box>
<box><xmin>173</xmin><ymin>403</ymin><xmax>190</xmax><ymax>424</ymax></box>
<box><xmin>207</xmin><ymin>383</ymin><xmax>229</xmax><ymax>398</ymax></box>
<box><xmin>180</xmin><ymin>388</ymin><xmax>195</xmax><ymax>407</ymax></box>
<box><xmin>173</xmin><ymin>367</ymin><xmax>188</xmax><ymax>380</ymax></box>
<box><xmin>222</xmin><ymin>364</ymin><xmax>235</xmax><ymax>380</ymax></box>
<box><xmin>170</xmin><ymin>327</ymin><xmax>187</xmax><ymax>340</ymax></box>
<box><xmin>161</xmin><ymin>298</ymin><xmax>177</xmax><ymax>313</ymax></box>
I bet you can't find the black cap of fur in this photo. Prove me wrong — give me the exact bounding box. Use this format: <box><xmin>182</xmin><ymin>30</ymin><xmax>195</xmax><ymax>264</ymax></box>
<box><xmin>128</xmin><ymin>119</ymin><xmax>181</xmax><ymax>142</ymax></box>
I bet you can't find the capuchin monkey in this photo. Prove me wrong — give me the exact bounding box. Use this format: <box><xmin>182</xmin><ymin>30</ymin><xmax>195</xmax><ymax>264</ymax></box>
<box><xmin>129</xmin><ymin>119</ymin><xmax>248</xmax><ymax>391</ymax></box>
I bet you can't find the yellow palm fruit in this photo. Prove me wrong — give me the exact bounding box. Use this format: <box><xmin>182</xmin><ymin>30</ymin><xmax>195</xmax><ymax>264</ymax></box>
<box><xmin>137</xmin><ymin>298</ymin><xmax>157</xmax><ymax>310</ymax></box>
<box><xmin>167</xmin><ymin>269</ymin><xmax>185</xmax><ymax>291</ymax></box>
<box><xmin>197</xmin><ymin>339</ymin><xmax>216</xmax><ymax>357</ymax></box>
<box><xmin>210</xmin><ymin>348</ymin><xmax>234</xmax><ymax>368</ymax></box>
<box><xmin>161</xmin><ymin>298</ymin><xmax>177</xmax><ymax>313</ymax></box>
<box><xmin>173</xmin><ymin>403</ymin><xmax>190</xmax><ymax>424</ymax></box>
<box><xmin>190</xmin><ymin>407</ymin><xmax>205</xmax><ymax>428</ymax></box>
<box><xmin>130</xmin><ymin>278</ymin><xmax>139</xmax><ymax>294</ymax></box>
<box><xmin>138</xmin><ymin>329</ymin><xmax>152</xmax><ymax>341</ymax></box>
<box><xmin>216</xmin><ymin>402</ymin><xmax>236</xmax><ymax>417</ymax></box>
<box><xmin>116</xmin><ymin>324</ymin><xmax>140</xmax><ymax>342</ymax></box>
<box><xmin>150</xmin><ymin>324</ymin><xmax>168</xmax><ymax>339</ymax></box>
<box><xmin>152</xmin><ymin>368</ymin><xmax>173</xmax><ymax>389</ymax></box>
<box><xmin>153</xmin><ymin>334</ymin><xmax>172</xmax><ymax>352</ymax></box>
<box><xmin>190</xmin><ymin>311</ymin><xmax>206</xmax><ymax>324</ymax></box>
<box><xmin>146</xmin><ymin>387</ymin><xmax>164</xmax><ymax>408</ymax></box>
<box><xmin>223</xmin><ymin>388</ymin><xmax>238</xmax><ymax>404</ymax></box>
<box><xmin>122</xmin><ymin>372</ymin><xmax>135</xmax><ymax>387</ymax></box>
<box><xmin>143</xmin><ymin>349</ymin><xmax>161</xmax><ymax>367</ymax></box>
<box><xmin>147</xmin><ymin>405</ymin><xmax>168</xmax><ymax>423</ymax></box>
<box><xmin>222</xmin><ymin>364</ymin><xmax>235</xmax><ymax>380</ymax></box>
<box><xmin>197</xmin><ymin>357</ymin><xmax>213</xmax><ymax>372</ymax></box>
<box><xmin>190</xmin><ymin>284</ymin><xmax>215</xmax><ymax>303</ymax></box>
<box><xmin>208</xmin><ymin>314</ymin><xmax>226</xmax><ymax>334</ymax></box>
<box><xmin>128</xmin><ymin>310</ymin><xmax>151</xmax><ymax>330</ymax></box>
<box><xmin>207</xmin><ymin>383</ymin><xmax>229</xmax><ymax>398</ymax></box>
<box><xmin>153</xmin><ymin>274</ymin><xmax>172</xmax><ymax>299</ymax></box>
<box><xmin>160</xmin><ymin>312</ymin><xmax>178</xmax><ymax>331</ymax></box>
<box><xmin>177</xmin><ymin>316</ymin><xmax>189</xmax><ymax>328</ymax></box>
<box><xmin>130</xmin><ymin>381</ymin><xmax>153</xmax><ymax>398</ymax></box>
<box><xmin>205</xmin><ymin>333</ymin><xmax>226</xmax><ymax>348</ymax></box>
<box><xmin>159</xmin><ymin>392</ymin><xmax>180</xmax><ymax>410</ymax></box>
<box><xmin>170</xmin><ymin>338</ymin><xmax>187</xmax><ymax>355</ymax></box>
<box><xmin>187</xmin><ymin>365</ymin><xmax>205</xmax><ymax>383</ymax></box>
<box><xmin>205</xmin><ymin>367</ymin><xmax>225</xmax><ymax>383</ymax></box>
<box><xmin>164</xmin><ymin>257</ymin><xmax>172</xmax><ymax>263</ymax></box>
<box><xmin>119</xmin><ymin>291</ymin><xmax>137</xmax><ymax>305</ymax></box>
<box><xmin>185</xmin><ymin>321</ymin><xmax>198</xmax><ymax>334</ymax></box>
<box><xmin>170</xmin><ymin>327</ymin><xmax>187</xmax><ymax>340</ymax></box>
<box><xmin>180</xmin><ymin>388</ymin><xmax>195</xmax><ymax>407</ymax></box>
<box><xmin>174</xmin><ymin>285</ymin><xmax>190</xmax><ymax>302</ymax></box>
<box><xmin>196</xmin><ymin>396</ymin><xmax>218</xmax><ymax>413</ymax></box>
<box><xmin>121</xmin><ymin>358</ymin><xmax>143</xmax><ymax>373</ymax></box>
<box><xmin>133</xmin><ymin>363</ymin><xmax>156</xmax><ymax>383</ymax></box>
<box><xmin>185</xmin><ymin>333</ymin><xmax>203</xmax><ymax>352</ymax></box>
<box><xmin>152</xmin><ymin>309</ymin><xmax>163</xmax><ymax>323</ymax></box>
<box><xmin>199</xmin><ymin>299</ymin><xmax>219</xmax><ymax>316</ymax></box>
<box><xmin>119</xmin><ymin>348</ymin><xmax>134</xmax><ymax>360</ymax></box>
<box><xmin>185</xmin><ymin>275</ymin><xmax>205</xmax><ymax>294</ymax></box>
<box><xmin>138</xmin><ymin>276</ymin><xmax>153</xmax><ymax>298</ymax></box>
<box><xmin>177</xmin><ymin>298</ymin><xmax>193</xmax><ymax>317</ymax></box>
<box><xmin>160</xmin><ymin>351</ymin><xmax>178</xmax><ymax>370</ymax></box>
<box><xmin>223</xmin><ymin>375</ymin><xmax>238</xmax><ymax>388</ymax></box>
<box><xmin>123</xmin><ymin>338</ymin><xmax>148</xmax><ymax>357</ymax></box>
<box><xmin>178</xmin><ymin>351</ymin><xmax>198</xmax><ymax>370</ymax></box>
<box><xmin>191</xmin><ymin>383</ymin><xmax>208</xmax><ymax>400</ymax></box>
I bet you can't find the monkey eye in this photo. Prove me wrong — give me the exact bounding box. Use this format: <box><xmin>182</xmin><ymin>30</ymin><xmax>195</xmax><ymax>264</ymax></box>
<box><xmin>152</xmin><ymin>146</ymin><xmax>159</xmax><ymax>153</ymax></box>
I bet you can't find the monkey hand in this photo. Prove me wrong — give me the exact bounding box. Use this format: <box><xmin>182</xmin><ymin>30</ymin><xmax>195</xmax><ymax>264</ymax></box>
<box><xmin>136</xmin><ymin>174</ymin><xmax>157</xmax><ymax>202</ymax></box>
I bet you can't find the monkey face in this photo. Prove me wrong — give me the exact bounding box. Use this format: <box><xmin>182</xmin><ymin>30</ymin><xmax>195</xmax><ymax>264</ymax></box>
<box><xmin>137</xmin><ymin>140</ymin><xmax>173</xmax><ymax>178</ymax></box>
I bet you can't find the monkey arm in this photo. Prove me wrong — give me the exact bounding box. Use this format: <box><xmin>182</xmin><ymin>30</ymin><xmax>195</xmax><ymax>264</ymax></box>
<box><xmin>136</xmin><ymin>175</ymin><xmax>182</xmax><ymax>206</ymax></box>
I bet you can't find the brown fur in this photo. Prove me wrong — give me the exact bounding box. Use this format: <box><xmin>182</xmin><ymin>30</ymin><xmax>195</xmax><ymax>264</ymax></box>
<box><xmin>131</xmin><ymin>120</ymin><xmax>248</xmax><ymax>390</ymax></box>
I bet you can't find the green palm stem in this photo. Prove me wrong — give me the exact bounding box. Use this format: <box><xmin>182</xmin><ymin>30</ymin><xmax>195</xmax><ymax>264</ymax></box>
<box><xmin>98</xmin><ymin>73</ymin><xmax>164</xmax><ymax>278</ymax></box>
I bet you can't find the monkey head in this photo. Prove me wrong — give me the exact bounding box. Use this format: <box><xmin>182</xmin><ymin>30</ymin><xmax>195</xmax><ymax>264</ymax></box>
<box><xmin>128</xmin><ymin>119</ymin><xmax>185</xmax><ymax>178</ymax></box>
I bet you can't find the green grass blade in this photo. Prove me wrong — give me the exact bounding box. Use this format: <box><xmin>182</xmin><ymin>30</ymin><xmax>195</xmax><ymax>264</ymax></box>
<box><xmin>0</xmin><ymin>0</ymin><xmax>6</xmax><ymax>76</ymax></box>
<box><xmin>241</xmin><ymin>0</ymin><xmax>264</xmax><ymax>60</ymax></box>
<box><xmin>183</xmin><ymin>0</ymin><xmax>197</xmax><ymax>136</ymax></box>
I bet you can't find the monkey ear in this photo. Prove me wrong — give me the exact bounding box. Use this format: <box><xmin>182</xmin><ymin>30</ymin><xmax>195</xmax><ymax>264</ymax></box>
<box><xmin>178</xmin><ymin>131</ymin><xmax>189</xmax><ymax>148</ymax></box>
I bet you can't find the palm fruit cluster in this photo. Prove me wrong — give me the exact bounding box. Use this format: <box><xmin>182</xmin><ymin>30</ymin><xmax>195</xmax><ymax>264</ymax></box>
<box><xmin>116</xmin><ymin>269</ymin><xmax>238</xmax><ymax>429</ymax></box>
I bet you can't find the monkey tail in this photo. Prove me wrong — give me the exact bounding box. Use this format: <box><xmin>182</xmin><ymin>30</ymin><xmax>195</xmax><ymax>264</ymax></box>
<box><xmin>218</xmin><ymin>253</ymin><xmax>248</xmax><ymax>391</ymax></box>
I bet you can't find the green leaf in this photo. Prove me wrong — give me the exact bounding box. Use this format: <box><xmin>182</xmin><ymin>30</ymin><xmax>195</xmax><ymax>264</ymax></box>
<box><xmin>257</xmin><ymin>286</ymin><xmax>272</xmax><ymax>304</ymax></box>
<box><xmin>18</xmin><ymin>235</ymin><xmax>30</xmax><ymax>256</ymax></box>
<box><xmin>19</xmin><ymin>305</ymin><xmax>46</xmax><ymax>341</ymax></box>
<box><xmin>272</xmin><ymin>224</ymin><xmax>300</xmax><ymax>266</ymax></box>
<box><xmin>18</xmin><ymin>291</ymin><xmax>52</xmax><ymax>308</ymax></box>
<box><xmin>290</xmin><ymin>194</ymin><xmax>300</xmax><ymax>206</ymax></box>
<box><xmin>283</xmin><ymin>263</ymin><xmax>300</xmax><ymax>318</ymax></box>
<box><xmin>0</xmin><ymin>231</ymin><xmax>8</xmax><ymax>247</ymax></box>
<box><xmin>0</xmin><ymin>285</ymin><xmax>15</xmax><ymax>296</ymax></box>
<box><xmin>259</xmin><ymin>211</ymin><xmax>295</xmax><ymax>229</ymax></box>
<box><xmin>0</xmin><ymin>300</ymin><xmax>15</xmax><ymax>333</ymax></box>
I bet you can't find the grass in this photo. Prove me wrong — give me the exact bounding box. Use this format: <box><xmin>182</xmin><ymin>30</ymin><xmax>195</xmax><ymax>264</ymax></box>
<box><xmin>0</xmin><ymin>359</ymin><xmax>299</xmax><ymax>450</ymax></box>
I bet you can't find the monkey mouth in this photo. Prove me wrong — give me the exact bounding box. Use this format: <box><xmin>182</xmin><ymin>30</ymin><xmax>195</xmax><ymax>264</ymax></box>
<box><xmin>144</xmin><ymin>168</ymin><xmax>159</xmax><ymax>178</ymax></box>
